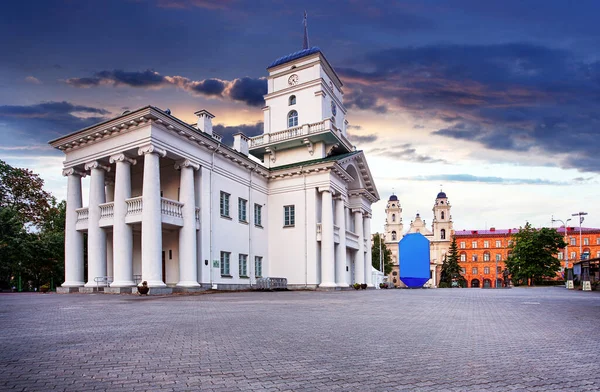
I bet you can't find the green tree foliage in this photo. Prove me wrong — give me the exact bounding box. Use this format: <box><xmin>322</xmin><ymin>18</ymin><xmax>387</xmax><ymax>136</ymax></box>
<box><xmin>505</xmin><ymin>222</ymin><xmax>566</xmax><ymax>286</ymax></box>
<box><xmin>439</xmin><ymin>237</ymin><xmax>466</xmax><ymax>287</ymax></box>
<box><xmin>372</xmin><ymin>233</ymin><xmax>393</xmax><ymax>275</ymax></box>
<box><xmin>0</xmin><ymin>160</ymin><xmax>64</xmax><ymax>290</ymax></box>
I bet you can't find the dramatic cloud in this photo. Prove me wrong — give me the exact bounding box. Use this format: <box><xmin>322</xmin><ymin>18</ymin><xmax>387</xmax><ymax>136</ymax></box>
<box><xmin>0</xmin><ymin>101</ymin><xmax>110</xmax><ymax>155</ymax></box>
<box><xmin>338</xmin><ymin>43</ymin><xmax>600</xmax><ymax>173</ymax></box>
<box><xmin>66</xmin><ymin>70</ymin><xmax>267</xmax><ymax>107</ymax></box>
<box><xmin>213</xmin><ymin>122</ymin><xmax>263</xmax><ymax>146</ymax></box>
<box><xmin>367</xmin><ymin>143</ymin><xmax>447</xmax><ymax>164</ymax></box>
<box><xmin>348</xmin><ymin>133</ymin><xmax>378</xmax><ymax>144</ymax></box>
<box><xmin>401</xmin><ymin>174</ymin><xmax>567</xmax><ymax>186</ymax></box>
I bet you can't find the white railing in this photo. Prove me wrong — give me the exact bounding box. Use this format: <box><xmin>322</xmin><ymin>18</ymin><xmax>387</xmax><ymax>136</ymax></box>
<box><xmin>195</xmin><ymin>207</ymin><xmax>200</xmax><ymax>222</ymax></box>
<box><xmin>126</xmin><ymin>196</ymin><xmax>143</xmax><ymax>216</ymax></box>
<box><xmin>161</xmin><ymin>198</ymin><xmax>183</xmax><ymax>218</ymax></box>
<box><xmin>249</xmin><ymin>119</ymin><xmax>333</xmax><ymax>148</ymax></box>
<box><xmin>76</xmin><ymin>207</ymin><xmax>89</xmax><ymax>222</ymax></box>
<box><xmin>99</xmin><ymin>202</ymin><xmax>114</xmax><ymax>219</ymax></box>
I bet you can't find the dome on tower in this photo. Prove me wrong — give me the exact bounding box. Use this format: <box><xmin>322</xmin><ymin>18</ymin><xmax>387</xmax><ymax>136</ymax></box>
<box><xmin>437</xmin><ymin>191</ymin><xmax>447</xmax><ymax>199</ymax></box>
<box><xmin>389</xmin><ymin>194</ymin><xmax>398</xmax><ymax>201</ymax></box>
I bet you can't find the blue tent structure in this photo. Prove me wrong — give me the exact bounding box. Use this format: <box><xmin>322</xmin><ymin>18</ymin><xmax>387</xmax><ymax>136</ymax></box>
<box><xmin>399</xmin><ymin>233</ymin><xmax>430</xmax><ymax>288</ymax></box>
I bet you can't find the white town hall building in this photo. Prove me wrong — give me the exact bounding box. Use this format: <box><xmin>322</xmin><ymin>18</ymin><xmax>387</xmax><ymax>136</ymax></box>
<box><xmin>50</xmin><ymin>45</ymin><xmax>380</xmax><ymax>292</ymax></box>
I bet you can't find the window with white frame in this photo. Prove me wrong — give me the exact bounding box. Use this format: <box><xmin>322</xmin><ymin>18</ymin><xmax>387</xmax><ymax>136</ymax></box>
<box><xmin>255</xmin><ymin>256</ymin><xmax>263</xmax><ymax>278</ymax></box>
<box><xmin>239</xmin><ymin>254</ymin><xmax>248</xmax><ymax>277</ymax></box>
<box><xmin>484</xmin><ymin>241</ymin><xmax>489</xmax><ymax>248</ymax></box>
<box><xmin>597</xmin><ymin>238</ymin><xmax>600</xmax><ymax>245</ymax></box>
<box><xmin>288</xmin><ymin>110</ymin><xmax>298</xmax><ymax>128</ymax></box>
<box><xmin>484</xmin><ymin>267</ymin><xmax>490</xmax><ymax>274</ymax></box>
<box><xmin>461</xmin><ymin>267</ymin><xmax>466</xmax><ymax>274</ymax></box>
<box><xmin>254</xmin><ymin>203</ymin><xmax>262</xmax><ymax>227</ymax></box>
<box><xmin>220</xmin><ymin>251</ymin><xmax>230</xmax><ymax>276</ymax></box>
<box><xmin>220</xmin><ymin>191</ymin><xmax>230</xmax><ymax>217</ymax></box>
<box><xmin>558</xmin><ymin>252</ymin><xmax>563</xmax><ymax>260</ymax></box>
<box><xmin>460</xmin><ymin>241</ymin><xmax>466</xmax><ymax>249</ymax></box>
<box><xmin>483</xmin><ymin>252</ymin><xmax>490</xmax><ymax>261</ymax></box>
<box><xmin>571</xmin><ymin>251</ymin><xmax>576</xmax><ymax>259</ymax></box>
<box><xmin>472</xmin><ymin>241</ymin><xmax>477</xmax><ymax>249</ymax></box>
<box><xmin>584</xmin><ymin>237</ymin><xmax>589</xmax><ymax>245</ymax></box>
<box><xmin>570</xmin><ymin>237</ymin><xmax>576</xmax><ymax>246</ymax></box>
<box><xmin>495</xmin><ymin>240</ymin><xmax>501</xmax><ymax>248</ymax></box>
<box><xmin>596</xmin><ymin>251</ymin><xmax>600</xmax><ymax>258</ymax></box>
<box><xmin>238</xmin><ymin>198</ymin><xmax>247</xmax><ymax>222</ymax></box>
<box><xmin>284</xmin><ymin>205</ymin><xmax>295</xmax><ymax>226</ymax></box>
<box><xmin>460</xmin><ymin>253</ymin><xmax>466</xmax><ymax>262</ymax></box>
<box><xmin>496</xmin><ymin>254</ymin><xmax>502</xmax><ymax>261</ymax></box>
<box><xmin>289</xmin><ymin>95</ymin><xmax>296</xmax><ymax>105</ymax></box>
<box><xmin>472</xmin><ymin>254</ymin><xmax>478</xmax><ymax>262</ymax></box>
<box><xmin>472</xmin><ymin>267</ymin><xmax>478</xmax><ymax>274</ymax></box>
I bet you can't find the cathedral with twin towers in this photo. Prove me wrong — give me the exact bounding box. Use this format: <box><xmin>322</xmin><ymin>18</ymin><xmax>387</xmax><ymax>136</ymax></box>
<box><xmin>383</xmin><ymin>190</ymin><xmax>453</xmax><ymax>287</ymax></box>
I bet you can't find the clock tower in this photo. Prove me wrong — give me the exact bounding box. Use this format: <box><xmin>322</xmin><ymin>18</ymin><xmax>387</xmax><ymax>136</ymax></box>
<box><xmin>248</xmin><ymin>46</ymin><xmax>353</xmax><ymax>168</ymax></box>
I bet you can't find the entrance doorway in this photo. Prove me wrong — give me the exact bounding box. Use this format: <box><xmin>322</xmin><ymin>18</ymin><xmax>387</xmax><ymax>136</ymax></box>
<box><xmin>471</xmin><ymin>279</ymin><xmax>480</xmax><ymax>288</ymax></box>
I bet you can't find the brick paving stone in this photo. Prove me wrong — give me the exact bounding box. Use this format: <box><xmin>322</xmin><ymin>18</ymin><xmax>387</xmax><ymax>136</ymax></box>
<box><xmin>0</xmin><ymin>288</ymin><xmax>599</xmax><ymax>391</ymax></box>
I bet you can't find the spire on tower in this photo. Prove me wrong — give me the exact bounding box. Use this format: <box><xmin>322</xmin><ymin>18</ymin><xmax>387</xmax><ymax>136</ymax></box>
<box><xmin>303</xmin><ymin>11</ymin><xmax>309</xmax><ymax>50</ymax></box>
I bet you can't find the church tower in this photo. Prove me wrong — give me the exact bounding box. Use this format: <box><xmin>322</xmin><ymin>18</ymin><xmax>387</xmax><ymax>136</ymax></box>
<box><xmin>384</xmin><ymin>194</ymin><xmax>403</xmax><ymax>243</ymax></box>
<box><xmin>432</xmin><ymin>190</ymin><xmax>452</xmax><ymax>242</ymax></box>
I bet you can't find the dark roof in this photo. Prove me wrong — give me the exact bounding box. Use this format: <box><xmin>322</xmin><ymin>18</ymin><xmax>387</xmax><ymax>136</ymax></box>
<box><xmin>437</xmin><ymin>191</ymin><xmax>447</xmax><ymax>198</ymax></box>
<box><xmin>268</xmin><ymin>47</ymin><xmax>321</xmax><ymax>69</ymax></box>
<box><xmin>389</xmin><ymin>194</ymin><xmax>398</xmax><ymax>201</ymax></box>
<box><xmin>269</xmin><ymin>150</ymin><xmax>360</xmax><ymax>172</ymax></box>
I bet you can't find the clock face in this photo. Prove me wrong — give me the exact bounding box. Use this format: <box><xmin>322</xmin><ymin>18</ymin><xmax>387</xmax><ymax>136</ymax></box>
<box><xmin>288</xmin><ymin>74</ymin><xmax>299</xmax><ymax>86</ymax></box>
<box><xmin>331</xmin><ymin>101</ymin><xmax>337</xmax><ymax>116</ymax></box>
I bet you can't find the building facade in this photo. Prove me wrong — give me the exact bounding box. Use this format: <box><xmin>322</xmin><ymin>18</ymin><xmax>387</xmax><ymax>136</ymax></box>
<box><xmin>49</xmin><ymin>45</ymin><xmax>379</xmax><ymax>292</ymax></box>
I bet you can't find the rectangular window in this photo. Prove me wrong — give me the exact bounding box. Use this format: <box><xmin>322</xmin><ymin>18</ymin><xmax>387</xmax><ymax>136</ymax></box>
<box><xmin>570</xmin><ymin>251</ymin><xmax>576</xmax><ymax>260</ymax></box>
<box><xmin>472</xmin><ymin>267</ymin><xmax>478</xmax><ymax>275</ymax></box>
<box><xmin>461</xmin><ymin>268</ymin><xmax>466</xmax><ymax>274</ymax></box>
<box><xmin>484</xmin><ymin>241</ymin><xmax>489</xmax><ymax>248</ymax></box>
<box><xmin>220</xmin><ymin>191</ymin><xmax>230</xmax><ymax>217</ymax></box>
<box><xmin>220</xmin><ymin>251</ymin><xmax>231</xmax><ymax>276</ymax></box>
<box><xmin>597</xmin><ymin>238</ymin><xmax>600</xmax><ymax>245</ymax></box>
<box><xmin>472</xmin><ymin>254</ymin><xmax>478</xmax><ymax>262</ymax></box>
<box><xmin>484</xmin><ymin>267</ymin><xmax>490</xmax><ymax>274</ymax></box>
<box><xmin>460</xmin><ymin>241</ymin><xmax>466</xmax><ymax>249</ymax></box>
<box><xmin>596</xmin><ymin>251</ymin><xmax>600</xmax><ymax>258</ymax></box>
<box><xmin>255</xmin><ymin>256</ymin><xmax>263</xmax><ymax>278</ymax></box>
<box><xmin>495</xmin><ymin>254</ymin><xmax>501</xmax><ymax>261</ymax></box>
<box><xmin>558</xmin><ymin>252</ymin><xmax>563</xmax><ymax>260</ymax></box>
<box><xmin>583</xmin><ymin>237</ymin><xmax>589</xmax><ymax>245</ymax></box>
<box><xmin>483</xmin><ymin>253</ymin><xmax>490</xmax><ymax>261</ymax></box>
<box><xmin>460</xmin><ymin>254</ymin><xmax>466</xmax><ymax>262</ymax></box>
<box><xmin>284</xmin><ymin>205</ymin><xmax>295</xmax><ymax>226</ymax></box>
<box><xmin>238</xmin><ymin>198</ymin><xmax>247</xmax><ymax>222</ymax></box>
<box><xmin>239</xmin><ymin>254</ymin><xmax>248</xmax><ymax>277</ymax></box>
<box><xmin>472</xmin><ymin>241</ymin><xmax>477</xmax><ymax>249</ymax></box>
<box><xmin>570</xmin><ymin>237</ymin><xmax>576</xmax><ymax>246</ymax></box>
<box><xmin>254</xmin><ymin>203</ymin><xmax>262</xmax><ymax>227</ymax></box>
<box><xmin>495</xmin><ymin>240</ymin><xmax>501</xmax><ymax>248</ymax></box>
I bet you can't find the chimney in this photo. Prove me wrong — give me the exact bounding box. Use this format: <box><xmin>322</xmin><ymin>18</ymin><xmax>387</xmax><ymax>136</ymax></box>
<box><xmin>233</xmin><ymin>133</ymin><xmax>249</xmax><ymax>156</ymax></box>
<box><xmin>490</xmin><ymin>227</ymin><xmax>495</xmax><ymax>232</ymax></box>
<box><xmin>195</xmin><ymin>109</ymin><xmax>215</xmax><ymax>136</ymax></box>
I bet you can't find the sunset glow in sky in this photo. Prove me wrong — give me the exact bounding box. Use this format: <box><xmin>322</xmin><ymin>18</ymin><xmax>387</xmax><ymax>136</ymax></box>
<box><xmin>1</xmin><ymin>0</ymin><xmax>599</xmax><ymax>232</ymax></box>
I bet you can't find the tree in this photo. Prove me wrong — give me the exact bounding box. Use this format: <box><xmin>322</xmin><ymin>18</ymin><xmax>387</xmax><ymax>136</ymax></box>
<box><xmin>505</xmin><ymin>222</ymin><xmax>566</xmax><ymax>286</ymax></box>
<box><xmin>372</xmin><ymin>233</ymin><xmax>393</xmax><ymax>275</ymax></box>
<box><xmin>440</xmin><ymin>237</ymin><xmax>465</xmax><ymax>287</ymax></box>
<box><xmin>0</xmin><ymin>207</ymin><xmax>27</xmax><ymax>288</ymax></box>
<box><xmin>0</xmin><ymin>159</ymin><xmax>52</xmax><ymax>225</ymax></box>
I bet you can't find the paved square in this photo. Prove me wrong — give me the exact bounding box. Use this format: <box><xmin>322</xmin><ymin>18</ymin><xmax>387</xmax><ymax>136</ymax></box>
<box><xmin>1</xmin><ymin>288</ymin><xmax>599</xmax><ymax>391</ymax></box>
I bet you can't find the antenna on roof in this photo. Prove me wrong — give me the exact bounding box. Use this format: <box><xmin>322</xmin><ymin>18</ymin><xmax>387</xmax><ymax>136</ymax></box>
<box><xmin>302</xmin><ymin>11</ymin><xmax>309</xmax><ymax>50</ymax></box>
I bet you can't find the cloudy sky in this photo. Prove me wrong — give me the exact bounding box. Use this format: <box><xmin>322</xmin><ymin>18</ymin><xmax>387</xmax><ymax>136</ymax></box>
<box><xmin>1</xmin><ymin>0</ymin><xmax>599</xmax><ymax>233</ymax></box>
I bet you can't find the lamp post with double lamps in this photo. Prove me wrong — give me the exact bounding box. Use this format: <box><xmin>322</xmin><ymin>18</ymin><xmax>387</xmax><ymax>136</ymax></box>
<box><xmin>571</xmin><ymin>212</ymin><xmax>588</xmax><ymax>261</ymax></box>
<box><xmin>552</xmin><ymin>216</ymin><xmax>573</xmax><ymax>289</ymax></box>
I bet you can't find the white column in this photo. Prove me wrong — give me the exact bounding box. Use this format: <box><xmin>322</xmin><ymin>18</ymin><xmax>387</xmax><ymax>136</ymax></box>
<box><xmin>176</xmin><ymin>159</ymin><xmax>201</xmax><ymax>287</ymax></box>
<box><xmin>62</xmin><ymin>168</ymin><xmax>85</xmax><ymax>287</ymax></box>
<box><xmin>319</xmin><ymin>188</ymin><xmax>336</xmax><ymax>288</ymax></box>
<box><xmin>335</xmin><ymin>197</ymin><xmax>348</xmax><ymax>287</ymax></box>
<box><xmin>364</xmin><ymin>213</ymin><xmax>373</xmax><ymax>286</ymax></box>
<box><xmin>84</xmin><ymin>161</ymin><xmax>109</xmax><ymax>287</ymax></box>
<box><xmin>138</xmin><ymin>144</ymin><xmax>167</xmax><ymax>287</ymax></box>
<box><xmin>110</xmin><ymin>153</ymin><xmax>136</xmax><ymax>287</ymax></box>
<box><xmin>354</xmin><ymin>209</ymin><xmax>365</xmax><ymax>284</ymax></box>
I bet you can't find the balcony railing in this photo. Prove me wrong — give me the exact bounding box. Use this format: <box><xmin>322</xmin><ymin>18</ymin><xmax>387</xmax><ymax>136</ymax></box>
<box><xmin>99</xmin><ymin>202</ymin><xmax>114</xmax><ymax>219</ymax></box>
<box><xmin>76</xmin><ymin>207</ymin><xmax>89</xmax><ymax>222</ymax></box>
<box><xmin>161</xmin><ymin>198</ymin><xmax>183</xmax><ymax>218</ymax></box>
<box><xmin>126</xmin><ymin>196</ymin><xmax>143</xmax><ymax>216</ymax></box>
<box><xmin>249</xmin><ymin>119</ymin><xmax>339</xmax><ymax>148</ymax></box>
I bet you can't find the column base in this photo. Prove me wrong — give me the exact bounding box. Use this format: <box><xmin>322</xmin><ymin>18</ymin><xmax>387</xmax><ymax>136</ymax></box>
<box><xmin>110</xmin><ymin>280</ymin><xmax>136</xmax><ymax>288</ymax></box>
<box><xmin>144</xmin><ymin>280</ymin><xmax>167</xmax><ymax>288</ymax></box>
<box><xmin>336</xmin><ymin>283</ymin><xmax>349</xmax><ymax>288</ymax></box>
<box><xmin>176</xmin><ymin>281</ymin><xmax>201</xmax><ymax>288</ymax></box>
<box><xmin>318</xmin><ymin>282</ymin><xmax>337</xmax><ymax>288</ymax></box>
<box><xmin>61</xmin><ymin>281</ymin><xmax>85</xmax><ymax>288</ymax></box>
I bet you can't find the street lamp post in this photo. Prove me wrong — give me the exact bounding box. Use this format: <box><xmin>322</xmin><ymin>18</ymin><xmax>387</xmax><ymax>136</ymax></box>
<box><xmin>552</xmin><ymin>217</ymin><xmax>571</xmax><ymax>269</ymax></box>
<box><xmin>571</xmin><ymin>212</ymin><xmax>588</xmax><ymax>261</ymax></box>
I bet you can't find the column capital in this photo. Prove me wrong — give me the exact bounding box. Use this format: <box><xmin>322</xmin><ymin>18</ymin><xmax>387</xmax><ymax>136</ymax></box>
<box><xmin>174</xmin><ymin>159</ymin><xmax>200</xmax><ymax>171</ymax></box>
<box><xmin>318</xmin><ymin>186</ymin><xmax>333</xmax><ymax>193</ymax></box>
<box><xmin>363</xmin><ymin>212</ymin><xmax>372</xmax><ymax>219</ymax></box>
<box><xmin>109</xmin><ymin>153</ymin><xmax>137</xmax><ymax>165</ymax></box>
<box><xmin>84</xmin><ymin>161</ymin><xmax>111</xmax><ymax>172</ymax></box>
<box><xmin>138</xmin><ymin>144</ymin><xmax>166</xmax><ymax>157</ymax></box>
<box><xmin>62</xmin><ymin>167</ymin><xmax>86</xmax><ymax>177</ymax></box>
<box><xmin>351</xmin><ymin>208</ymin><xmax>364</xmax><ymax>215</ymax></box>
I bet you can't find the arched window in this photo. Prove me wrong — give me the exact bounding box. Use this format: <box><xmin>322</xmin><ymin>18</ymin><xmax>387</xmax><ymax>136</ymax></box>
<box><xmin>391</xmin><ymin>231</ymin><xmax>397</xmax><ymax>241</ymax></box>
<box><xmin>441</xmin><ymin>211</ymin><xmax>445</xmax><ymax>220</ymax></box>
<box><xmin>289</xmin><ymin>95</ymin><xmax>296</xmax><ymax>106</ymax></box>
<box><xmin>440</xmin><ymin>229</ymin><xmax>446</xmax><ymax>239</ymax></box>
<box><xmin>392</xmin><ymin>214</ymin><xmax>396</xmax><ymax>222</ymax></box>
<box><xmin>288</xmin><ymin>110</ymin><xmax>298</xmax><ymax>128</ymax></box>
